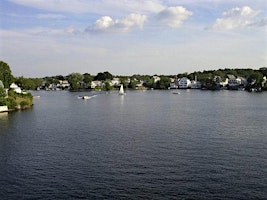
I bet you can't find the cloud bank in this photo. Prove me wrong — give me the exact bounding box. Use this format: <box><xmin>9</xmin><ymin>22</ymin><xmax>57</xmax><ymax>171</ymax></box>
<box><xmin>212</xmin><ymin>6</ymin><xmax>264</xmax><ymax>29</ymax></box>
<box><xmin>85</xmin><ymin>13</ymin><xmax>147</xmax><ymax>33</ymax></box>
<box><xmin>157</xmin><ymin>6</ymin><xmax>193</xmax><ymax>28</ymax></box>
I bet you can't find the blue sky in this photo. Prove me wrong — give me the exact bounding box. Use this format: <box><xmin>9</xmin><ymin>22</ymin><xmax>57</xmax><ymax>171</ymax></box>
<box><xmin>0</xmin><ymin>0</ymin><xmax>266</xmax><ymax>77</ymax></box>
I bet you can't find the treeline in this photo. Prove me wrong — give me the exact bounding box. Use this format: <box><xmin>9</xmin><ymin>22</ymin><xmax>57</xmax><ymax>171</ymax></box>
<box><xmin>1</xmin><ymin>60</ymin><xmax>266</xmax><ymax>91</ymax></box>
<box><xmin>0</xmin><ymin>61</ymin><xmax>33</xmax><ymax>110</ymax></box>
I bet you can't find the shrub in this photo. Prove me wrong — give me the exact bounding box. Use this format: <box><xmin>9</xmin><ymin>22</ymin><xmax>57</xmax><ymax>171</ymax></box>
<box><xmin>20</xmin><ymin>101</ymin><xmax>29</xmax><ymax>109</ymax></box>
<box><xmin>6</xmin><ymin>97</ymin><xmax>17</xmax><ymax>109</ymax></box>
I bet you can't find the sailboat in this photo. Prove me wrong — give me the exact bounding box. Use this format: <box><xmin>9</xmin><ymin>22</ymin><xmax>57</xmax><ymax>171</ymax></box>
<box><xmin>119</xmin><ymin>85</ymin><xmax>125</xmax><ymax>95</ymax></box>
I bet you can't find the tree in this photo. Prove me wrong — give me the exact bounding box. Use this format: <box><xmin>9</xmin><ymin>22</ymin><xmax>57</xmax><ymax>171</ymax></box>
<box><xmin>128</xmin><ymin>80</ymin><xmax>138</xmax><ymax>89</ymax></box>
<box><xmin>0</xmin><ymin>87</ymin><xmax>7</xmax><ymax>106</ymax></box>
<box><xmin>0</xmin><ymin>87</ymin><xmax>6</xmax><ymax>98</ymax></box>
<box><xmin>94</xmin><ymin>71</ymin><xmax>113</xmax><ymax>81</ymax></box>
<box><xmin>0</xmin><ymin>61</ymin><xmax>13</xmax><ymax>88</ymax></box>
<box><xmin>14</xmin><ymin>76</ymin><xmax>42</xmax><ymax>90</ymax></box>
<box><xmin>156</xmin><ymin>76</ymin><xmax>171</xmax><ymax>89</ymax></box>
<box><xmin>104</xmin><ymin>81</ymin><xmax>113</xmax><ymax>91</ymax></box>
<box><xmin>247</xmin><ymin>72</ymin><xmax>263</xmax><ymax>85</ymax></box>
<box><xmin>83</xmin><ymin>73</ymin><xmax>93</xmax><ymax>88</ymax></box>
<box><xmin>67</xmin><ymin>73</ymin><xmax>84</xmax><ymax>90</ymax></box>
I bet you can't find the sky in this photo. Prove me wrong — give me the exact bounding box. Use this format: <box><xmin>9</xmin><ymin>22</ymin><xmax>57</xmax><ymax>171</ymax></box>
<box><xmin>0</xmin><ymin>0</ymin><xmax>266</xmax><ymax>77</ymax></box>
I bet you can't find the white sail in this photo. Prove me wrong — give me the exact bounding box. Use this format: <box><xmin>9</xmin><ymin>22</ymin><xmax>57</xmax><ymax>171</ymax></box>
<box><xmin>119</xmin><ymin>85</ymin><xmax>125</xmax><ymax>95</ymax></box>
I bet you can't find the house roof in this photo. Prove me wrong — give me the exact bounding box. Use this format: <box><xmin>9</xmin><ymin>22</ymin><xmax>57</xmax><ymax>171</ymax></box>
<box><xmin>227</xmin><ymin>75</ymin><xmax>236</xmax><ymax>79</ymax></box>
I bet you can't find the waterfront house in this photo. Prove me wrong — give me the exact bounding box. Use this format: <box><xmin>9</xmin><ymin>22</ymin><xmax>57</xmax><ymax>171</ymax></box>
<box><xmin>227</xmin><ymin>75</ymin><xmax>241</xmax><ymax>89</ymax></box>
<box><xmin>91</xmin><ymin>81</ymin><xmax>104</xmax><ymax>89</ymax></box>
<box><xmin>179</xmin><ymin>77</ymin><xmax>191</xmax><ymax>89</ymax></box>
<box><xmin>110</xmin><ymin>78</ymin><xmax>121</xmax><ymax>86</ymax></box>
<box><xmin>10</xmin><ymin>83</ymin><xmax>22</xmax><ymax>93</ymax></box>
<box><xmin>59</xmin><ymin>80</ymin><xmax>70</xmax><ymax>89</ymax></box>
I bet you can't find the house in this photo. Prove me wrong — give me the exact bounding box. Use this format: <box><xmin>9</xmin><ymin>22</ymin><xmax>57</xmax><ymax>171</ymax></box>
<box><xmin>110</xmin><ymin>78</ymin><xmax>121</xmax><ymax>86</ymax></box>
<box><xmin>91</xmin><ymin>81</ymin><xmax>104</xmax><ymax>89</ymax></box>
<box><xmin>10</xmin><ymin>83</ymin><xmax>22</xmax><ymax>93</ymax></box>
<box><xmin>179</xmin><ymin>77</ymin><xmax>191</xmax><ymax>89</ymax></box>
<box><xmin>59</xmin><ymin>80</ymin><xmax>70</xmax><ymax>89</ymax></box>
<box><xmin>227</xmin><ymin>75</ymin><xmax>241</xmax><ymax>89</ymax></box>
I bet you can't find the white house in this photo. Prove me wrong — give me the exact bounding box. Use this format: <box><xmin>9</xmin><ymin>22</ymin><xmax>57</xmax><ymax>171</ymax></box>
<box><xmin>10</xmin><ymin>83</ymin><xmax>22</xmax><ymax>93</ymax></box>
<box><xmin>91</xmin><ymin>81</ymin><xmax>104</xmax><ymax>89</ymax></box>
<box><xmin>227</xmin><ymin>75</ymin><xmax>241</xmax><ymax>89</ymax></box>
<box><xmin>110</xmin><ymin>78</ymin><xmax>121</xmax><ymax>86</ymax></box>
<box><xmin>59</xmin><ymin>80</ymin><xmax>70</xmax><ymax>88</ymax></box>
<box><xmin>179</xmin><ymin>77</ymin><xmax>191</xmax><ymax>89</ymax></box>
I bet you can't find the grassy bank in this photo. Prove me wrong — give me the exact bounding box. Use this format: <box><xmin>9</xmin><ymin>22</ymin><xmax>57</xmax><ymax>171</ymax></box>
<box><xmin>0</xmin><ymin>90</ymin><xmax>33</xmax><ymax>110</ymax></box>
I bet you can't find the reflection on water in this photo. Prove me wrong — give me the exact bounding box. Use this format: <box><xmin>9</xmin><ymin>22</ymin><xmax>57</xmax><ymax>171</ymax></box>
<box><xmin>120</xmin><ymin>94</ymin><xmax>125</xmax><ymax>105</ymax></box>
<box><xmin>0</xmin><ymin>112</ymin><xmax>8</xmax><ymax>130</ymax></box>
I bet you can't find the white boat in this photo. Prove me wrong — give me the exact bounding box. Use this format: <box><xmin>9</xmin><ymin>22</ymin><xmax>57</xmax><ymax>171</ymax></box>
<box><xmin>78</xmin><ymin>94</ymin><xmax>97</xmax><ymax>100</ymax></box>
<box><xmin>82</xmin><ymin>96</ymin><xmax>91</xmax><ymax>100</ymax></box>
<box><xmin>119</xmin><ymin>85</ymin><xmax>125</xmax><ymax>95</ymax></box>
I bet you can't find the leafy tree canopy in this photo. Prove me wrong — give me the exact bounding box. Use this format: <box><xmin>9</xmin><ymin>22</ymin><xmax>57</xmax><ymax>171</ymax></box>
<box><xmin>0</xmin><ymin>61</ymin><xmax>13</xmax><ymax>88</ymax></box>
<box><xmin>94</xmin><ymin>71</ymin><xmax>113</xmax><ymax>81</ymax></box>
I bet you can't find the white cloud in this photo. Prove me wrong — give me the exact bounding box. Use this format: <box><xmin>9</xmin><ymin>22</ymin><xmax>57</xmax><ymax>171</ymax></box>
<box><xmin>86</xmin><ymin>13</ymin><xmax>147</xmax><ymax>33</ymax></box>
<box><xmin>157</xmin><ymin>6</ymin><xmax>193</xmax><ymax>28</ymax></box>
<box><xmin>212</xmin><ymin>6</ymin><xmax>264</xmax><ymax>30</ymax></box>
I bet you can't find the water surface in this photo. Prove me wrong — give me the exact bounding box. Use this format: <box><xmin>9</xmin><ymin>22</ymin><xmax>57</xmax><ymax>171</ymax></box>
<box><xmin>0</xmin><ymin>90</ymin><xmax>266</xmax><ymax>199</ymax></box>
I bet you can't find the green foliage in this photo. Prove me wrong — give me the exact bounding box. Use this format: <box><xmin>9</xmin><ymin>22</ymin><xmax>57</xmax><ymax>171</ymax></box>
<box><xmin>5</xmin><ymin>89</ymin><xmax>33</xmax><ymax>109</ymax></box>
<box><xmin>67</xmin><ymin>73</ymin><xmax>84</xmax><ymax>90</ymax></box>
<box><xmin>20</xmin><ymin>101</ymin><xmax>29</xmax><ymax>109</ymax></box>
<box><xmin>15</xmin><ymin>76</ymin><xmax>43</xmax><ymax>90</ymax></box>
<box><xmin>104</xmin><ymin>81</ymin><xmax>113</xmax><ymax>91</ymax></box>
<box><xmin>0</xmin><ymin>97</ymin><xmax>7</xmax><ymax>106</ymax></box>
<box><xmin>94</xmin><ymin>71</ymin><xmax>113</xmax><ymax>81</ymax></box>
<box><xmin>0</xmin><ymin>87</ymin><xmax>6</xmax><ymax>98</ymax></box>
<box><xmin>6</xmin><ymin>97</ymin><xmax>17</xmax><ymax>109</ymax></box>
<box><xmin>128</xmin><ymin>80</ymin><xmax>138</xmax><ymax>89</ymax></box>
<box><xmin>0</xmin><ymin>61</ymin><xmax>13</xmax><ymax>88</ymax></box>
<box><xmin>155</xmin><ymin>76</ymin><xmax>171</xmax><ymax>89</ymax></box>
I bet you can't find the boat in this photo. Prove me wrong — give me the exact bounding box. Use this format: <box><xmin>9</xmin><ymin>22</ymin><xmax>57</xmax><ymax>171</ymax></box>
<box><xmin>119</xmin><ymin>85</ymin><xmax>125</xmax><ymax>95</ymax></box>
<box><xmin>82</xmin><ymin>96</ymin><xmax>91</xmax><ymax>100</ymax></box>
<box><xmin>78</xmin><ymin>94</ymin><xmax>97</xmax><ymax>100</ymax></box>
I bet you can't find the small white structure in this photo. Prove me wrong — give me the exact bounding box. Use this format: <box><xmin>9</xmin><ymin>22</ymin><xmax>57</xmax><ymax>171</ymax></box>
<box><xmin>152</xmin><ymin>76</ymin><xmax>161</xmax><ymax>83</ymax></box>
<box><xmin>91</xmin><ymin>81</ymin><xmax>104</xmax><ymax>89</ymax></box>
<box><xmin>59</xmin><ymin>80</ymin><xmax>70</xmax><ymax>88</ymax></box>
<box><xmin>227</xmin><ymin>75</ymin><xmax>241</xmax><ymax>88</ymax></box>
<box><xmin>179</xmin><ymin>77</ymin><xmax>191</xmax><ymax>89</ymax></box>
<box><xmin>0</xmin><ymin>106</ymin><xmax>8</xmax><ymax>112</ymax></box>
<box><xmin>110</xmin><ymin>78</ymin><xmax>121</xmax><ymax>86</ymax></box>
<box><xmin>10</xmin><ymin>83</ymin><xmax>22</xmax><ymax>93</ymax></box>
